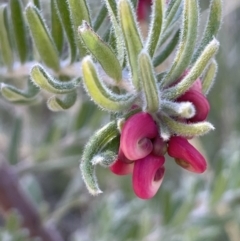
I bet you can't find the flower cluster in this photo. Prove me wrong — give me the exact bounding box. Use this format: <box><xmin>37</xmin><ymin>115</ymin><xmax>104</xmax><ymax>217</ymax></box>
<box><xmin>109</xmin><ymin>77</ymin><xmax>209</xmax><ymax>199</ymax></box>
<box><xmin>79</xmin><ymin>0</ymin><xmax>222</xmax><ymax>199</ymax></box>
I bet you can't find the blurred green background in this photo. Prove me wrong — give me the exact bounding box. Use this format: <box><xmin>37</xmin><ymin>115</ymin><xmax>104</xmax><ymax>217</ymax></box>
<box><xmin>0</xmin><ymin>0</ymin><xmax>240</xmax><ymax>240</ymax></box>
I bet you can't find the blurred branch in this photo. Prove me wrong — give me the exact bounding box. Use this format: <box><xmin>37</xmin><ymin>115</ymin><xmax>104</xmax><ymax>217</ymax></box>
<box><xmin>0</xmin><ymin>155</ymin><xmax>63</xmax><ymax>241</ymax></box>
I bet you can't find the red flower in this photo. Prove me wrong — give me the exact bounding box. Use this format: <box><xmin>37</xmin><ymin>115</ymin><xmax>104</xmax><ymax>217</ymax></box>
<box><xmin>120</xmin><ymin>112</ymin><xmax>158</xmax><ymax>160</ymax></box>
<box><xmin>132</xmin><ymin>154</ymin><xmax>165</xmax><ymax>199</ymax></box>
<box><xmin>137</xmin><ymin>0</ymin><xmax>152</xmax><ymax>21</ymax></box>
<box><xmin>110</xmin><ymin>159</ymin><xmax>134</xmax><ymax>175</ymax></box>
<box><xmin>177</xmin><ymin>89</ymin><xmax>210</xmax><ymax>122</ymax></box>
<box><xmin>167</xmin><ymin>136</ymin><xmax>207</xmax><ymax>173</ymax></box>
<box><xmin>171</xmin><ymin>70</ymin><xmax>210</xmax><ymax>122</ymax></box>
<box><xmin>110</xmin><ymin>148</ymin><xmax>134</xmax><ymax>175</ymax></box>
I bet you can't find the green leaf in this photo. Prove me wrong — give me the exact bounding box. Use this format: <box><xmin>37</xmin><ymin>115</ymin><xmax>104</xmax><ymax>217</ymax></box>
<box><xmin>118</xmin><ymin>0</ymin><xmax>143</xmax><ymax>90</ymax></box>
<box><xmin>104</xmin><ymin>0</ymin><xmax>125</xmax><ymax>65</ymax></box>
<box><xmin>161</xmin><ymin>0</ymin><xmax>199</xmax><ymax>86</ymax></box>
<box><xmin>68</xmin><ymin>0</ymin><xmax>91</xmax><ymax>58</ymax></box>
<box><xmin>158</xmin><ymin>19</ymin><xmax>180</xmax><ymax>47</ymax></box>
<box><xmin>202</xmin><ymin>59</ymin><xmax>218</xmax><ymax>95</ymax></box>
<box><xmin>25</xmin><ymin>4</ymin><xmax>60</xmax><ymax>71</ymax></box>
<box><xmin>82</xmin><ymin>56</ymin><xmax>135</xmax><ymax>112</ymax></box>
<box><xmin>47</xmin><ymin>91</ymin><xmax>77</xmax><ymax>111</ymax></box>
<box><xmin>138</xmin><ymin>51</ymin><xmax>160</xmax><ymax>113</ymax></box>
<box><xmin>80</xmin><ymin>121</ymin><xmax>119</xmax><ymax>195</ymax></box>
<box><xmin>146</xmin><ymin>0</ymin><xmax>164</xmax><ymax>57</ymax></box>
<box><xmin>54</xmin><ymin>0</ymin><xmax>77</xmax><ymax>63</ymax></box>
<box><xmin>153</xmin><ymin>30</ymin><xmax>180</xmax><ymax>67</ymax></box>
<box><xmin>51</xmin><ymin>0</ymin><xmax>64</xmax><ymax>54</ymax></box>
<box><xmin>33</xmin><ymin>0</ymin><xmax>41</xmax><ymax>9</ymax></box>
<box><xmin>161</xmin><ymin>114</ymin><xmax>214</xmax><ymax>137</ymax></box>
<box><xmin>105</xmin><ymin>0</ymin><xmax>118</xmax><ymax>16</ymax></box>
<box><xmin>1</xmin><ymin>79</ymin><xmax>40</xmax><ymax>102</ymax></box>
<box><xmin>191</xmin><ymin>0</ymin><xmax>222</xmax><ymax>63</ymax></box>
<box><xmin>10</xmin><ymin>0</ymin><xmax>28</xmax><ymax>63</ymax></box>
<box><xmin>130</xmin><ymin>0</ymin><xmax>138</xmax><ymax>9</ymax></box>
<box><xmin>31</xmin><ymin>64</ymin><xmax>80</xmax><ymax>94</ymax></box>
<box><xmin>106</xmin><ymin>28</ymin><xmax>117</xmax><ymax>53</ymax></box>
<box><xmin>164</xmin><ymin>0</ymin><xmax>182</xmax><ymax>30</ymax></box>
<box><xmin>79</xmin><ymin>21</ymin><xmax>122</xmax><ymax>82</ymax></box>
<box><xmin>0</xmin><ymin>4</ymin><xmax>13</xmax><ymax>70</ymax></box>
<box><xmin>162</xmin><ymin>39</ymin><xmax>219</xmax><ymax>100</ymax></box>
<box><xmin>93</xmin><ymin>4</ymin><xmax>107</xmax><ymax>31</ymax></box>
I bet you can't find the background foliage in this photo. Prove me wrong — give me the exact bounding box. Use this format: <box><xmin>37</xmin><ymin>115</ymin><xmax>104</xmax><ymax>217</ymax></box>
<box><xmin>0</xmin><ymin>0</ymin><xmax>240</xmax><ymax>240</ymax></box>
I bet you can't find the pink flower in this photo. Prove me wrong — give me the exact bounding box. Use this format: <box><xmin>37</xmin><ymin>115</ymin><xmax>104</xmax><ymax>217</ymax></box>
<box><xmin>110</xmin><ymin>159</ymin><xmax>134</xmax><ymax>175</ymax></box>
<box><xmin>109</xmin><ymin>148</ymin><xmax>134</xmax><ymax>175</ymax></box>
<box><xmin>137</xmin><ymin>0</ymin><xmax>152</xmax><ymax>21</ymax></box>
<box><xmin>120</xmin><ymin>112</ymin><xmax>158</xmax><ymax>160</ymax></box>
<box><xmin>167</xmin><ymin>136</ymin><xmax>207</xmax><ymax>173</ymax></box>
<box><xmin>171</xmin><ymin>70</ymin><xmax>210</xmax><ymax>122</ymax></box>
<box><xmin>177</xmin><ymin>89</ymin><xmax>210</xmax><ymax>122</ymax></box>
<box><xmin>132</xmin><ymin>154</ymin><xmax>165</xmax><ymax>199</ymax></box>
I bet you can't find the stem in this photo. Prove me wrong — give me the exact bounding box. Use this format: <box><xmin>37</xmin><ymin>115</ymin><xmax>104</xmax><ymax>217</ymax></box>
<box><xmin>0</xmin><ymin>156</ymin><xmax>63</xmax><ymax>241</ymax></box>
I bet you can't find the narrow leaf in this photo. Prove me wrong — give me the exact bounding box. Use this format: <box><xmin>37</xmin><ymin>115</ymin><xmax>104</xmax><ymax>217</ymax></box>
<box><xmin>202</xmin><ymin>59</ymin><xmax>218</xmax><ymax>95</ymax></box>
<box><xmin>161</xmin><ymin>0</ymin><xmax>199</xmax><ymax>86</ymax></box>
<box><xmin>33</xmin><ymin>0</ymin><xmax>41</xmax><ymax>9</ymax></box>
<box><xmin>138</xmin><ymin>51</ymin><xmax>160</xmax><ymax>113</ymax></box>
<box><xmin>162</xmin><ymin>114</ymin><xmax>214</xmax><ymax>137</ymax></box>
<box><xmin>51</xmin><ymin>0</ymin><xmax>64</xmax><ymax>54</ymax></box>
<box><xmin>54</xmin><ymin>0</ymin><xmax>77</xmax><ymax>63</ymax></box>
<box><xmin>130</xmin><ymin>0</ymin><xmax>138</xmax><ymax>9</ymax></box>
<box><xmin>106</xmin><ymin>0</ymin><xmax>118</xmax><ymax>16</ymax></box>
<box><xmin>79</xmin><ymin>21</ymin><xmax>122</xmax><ymax>82</ymax></box>
<box><xmin>93</xmin><ymin>4</ymin><xmax>107</xmax><ymax>31</ymax></box>
<box><xmin>80</xmin><ymin>121</ymin><xmax>119</xmax><ymax>195</ymax></box>
<box><xmin>162</xmin><ymin>39</ymin><xmax>219</xmax><ymax>100</ymax></box>
<box><xmin>31</xmin><ymin>64</ymin><xmax>80</xmax><ymax>94</ymax></box>
<box><xmin>118</xmin><ymin>0</ymin><xmax>143</xmax><ymax>90</ymax></box>
<box><xmin>104</xmin><ymin>0</ymin><xmax>125</xmax><ymax>65</ymax></box>
<box><xmin>158</xmin><ymin>19</ymin><xmax>180</xmax><ymax>47</ymax></box>
<box><xmin>82</xmin><ymin>56</ymin><xmax>135</xmax><ymax>112</ymax></box>
<box><xmin>68</xmin><ymin>0</ymin><xmax>91</xmax><ymax>58</ymax></box>
<box><xmin>191</xmin><ymin>0</ymin><xmax>222</xmax><ymax>63</ymax></box>
<box><xmin>1</xmin><ymin>80</ymin><xmax>40</xmax><ymax>102</ymax></box>
<box><xmin>153</xmin><ymin>30</ymin><xmax>180</xmax><ymax>67</ymax></box>
<box><xmin>146</xmin><ymin>0</ymin><xmax>164</xmax><ymax>57</ymax></box>
<box><xmin>0</xmin><ymin>5</ymin><xmax>13</xmax><ymax>70</ymax></box>
<box><xmin>164</xmin><ymin>0</ymin><xmax>182</xmax><ymax>30</ymax></box>
<box><xmin>25</xmin><ymin>4</ymin><xmax>59</xmax><ymax>71</ymax></box>
<box><xmin>10</xmin><ymin>0</ymin><xmax>28</xmax><ymax>63</ymax></box>
<box><xmin>47</xmin><ymin>91</ymin><xmax>77</xmax><ymax>111</ymax></box>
